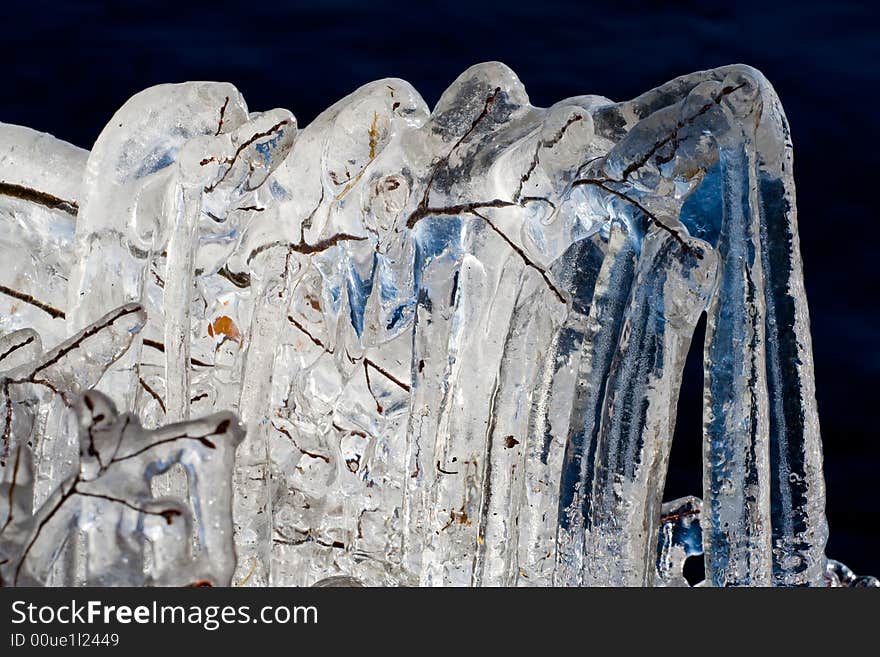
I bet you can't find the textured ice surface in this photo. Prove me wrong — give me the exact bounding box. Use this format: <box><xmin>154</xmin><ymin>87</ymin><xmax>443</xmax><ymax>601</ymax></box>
<box><xmin>0</xmin><ymin>62</ymin><xmax>850</xmax><ymax>586</ymax></box>
<box><xmin>0</xmin><ymin>306</ymin><xmax>243</xmax><ymax>586</ymax></box>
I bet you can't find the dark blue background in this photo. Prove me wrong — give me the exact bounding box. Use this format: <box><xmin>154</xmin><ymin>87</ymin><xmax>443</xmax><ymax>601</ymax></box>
<box><xmin>2</xmin><ymin>0</ymin><xmax>877</xmax><ymax>577</ymax></box>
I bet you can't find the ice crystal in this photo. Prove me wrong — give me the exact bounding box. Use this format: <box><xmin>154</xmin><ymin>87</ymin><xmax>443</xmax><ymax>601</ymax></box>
<box><xmin>0</xmin><ymin>62</ymin><xmax>859</xmax><ymax>586</ymax></box>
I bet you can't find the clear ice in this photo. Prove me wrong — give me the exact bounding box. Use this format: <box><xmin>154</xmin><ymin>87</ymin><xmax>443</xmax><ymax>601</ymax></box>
<box><xmin>0</xmin><ymin>62</ymin><xmax>865</xmax><ymax>587</ymax></box>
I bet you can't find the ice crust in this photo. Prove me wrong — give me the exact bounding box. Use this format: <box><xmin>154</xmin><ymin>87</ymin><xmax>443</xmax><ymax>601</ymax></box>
<box><xmin>0</xmin><ymin>63</ymin><xmax>846</xmax><ymax>587</ymax></box>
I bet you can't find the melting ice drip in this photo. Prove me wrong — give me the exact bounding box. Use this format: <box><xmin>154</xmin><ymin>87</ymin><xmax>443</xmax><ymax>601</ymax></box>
<box><xmin>0</xmin><ymin>63</ymin><xmax>874</xmax><ymax>587</ymax></box>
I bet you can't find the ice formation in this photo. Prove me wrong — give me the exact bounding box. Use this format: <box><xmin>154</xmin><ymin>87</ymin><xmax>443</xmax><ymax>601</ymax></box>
<box><xmin>0</xmin><ymin>62</ymin><xmax>864</xmax><ymax>587</ymax></box>
<box><xmin>0</xmin><ymin>306</ymin><xmax>243</xmax><ymax>586</ymax></box>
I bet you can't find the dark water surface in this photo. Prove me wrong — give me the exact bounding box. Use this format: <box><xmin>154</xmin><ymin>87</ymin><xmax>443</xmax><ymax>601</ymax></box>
<box><xmin>2</xmin><ymin>0</ymin><xmax>877</xmax><ymax>576</ymax></box>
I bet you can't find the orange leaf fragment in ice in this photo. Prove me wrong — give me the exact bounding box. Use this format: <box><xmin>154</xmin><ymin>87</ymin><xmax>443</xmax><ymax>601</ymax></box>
<box><xmin>208</xmin><ymin>315</ymin><xmax>242</xmax><ymax>345</ymax></box>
